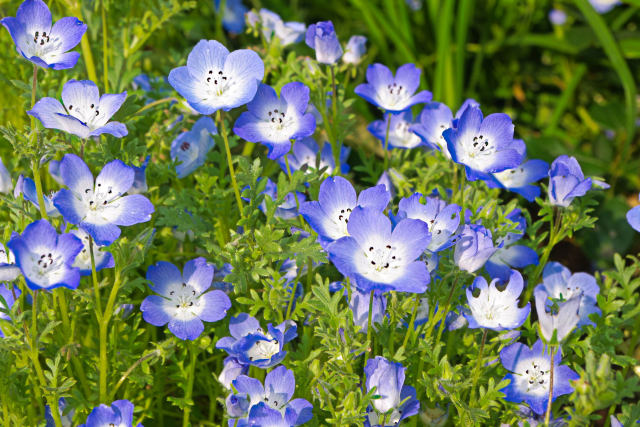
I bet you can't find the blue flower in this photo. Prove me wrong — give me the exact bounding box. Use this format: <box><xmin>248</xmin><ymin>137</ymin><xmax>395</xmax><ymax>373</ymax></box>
<box><xmin>464</xmin><ymin>270</ymin><xmax>530</xmax><ymax>331</ymax></box>
<box><xmin>348</xmin><ymin>287</ymin><xmax>387</xmax><ymax>333</ymax></box>
<box><xmin>213</xmin><ymin>0</ymin><xmax>248</xmax><ymax>33</ymax></box>
<box><xmin>53</xmin><ymin>154</ymin><xmax>155</xmax><ymax>246</ymax></box>
<box><xmin>534</xmin><ymin>286</ymin><xmax>581</xmax><ymax>343</ymax></box>
<box><xmin>500</xmin><ymin>340</ymin><xmax>579</xmax><ymax>415</ymax></box>
<box><xmin>219</xmin><ymin>356</ymin><xmax>249</xmax><ymax>390</ymax></box>
<box><xmin>589</xmin><ymin>0</ymin><xmax>620</xmax><ymax>13</ymax></box>
<box><xmin>299</xmin><ymin>176</ymin><xmax>390</xmax><ymax>248</ymax></box>
<box><xmin>252</xmin><ymin>9</ymin><xmax>306</xmax><ymax>47</ymax></box>
<box><xmin>45</xmin><ymin>397</ymin><xmax>73</xmax><ymax>427</ymax></box>
<box><xmin>549</xmin><ymin>9</ymin><xmax>567</xmax><ymax>25</ymax></box>
<box><xmin>368</xmin><ymin>111</ymin><xmax>423</xmax><ymax>150</ymax></box>
<box><xmin>343</xmin><ymin>35</ymin><xmax>367</xmax><ymax>65</ymax></box>
<box><xmin>234</xmin><ymin>82</ymin><xmax>316</xmax><ymax>160</ymax></box>
<box><xmin>305</xmin><ymin>21</ymin><xmax>343</xmax><ymax>64</ymax></box>
<box><xmin>444</xmin><ymin>106</ymin><xmax>523</xmax><ymax>180</ymax></box>
<box><xmin>485</xmin><ymin>209</ymin><xmax>539</xmax><ymax>281</ymax></box>
<box><xmin>0</xmin><ymin>242</ymin><xmax>20</xmax><ymax>283</ymax></box>
<box><xmin>229</xmin><ymin>366</ymin><xmax>313</xmax><ymax>426</ymax></box>
<box><xmin>171</xmin><ymin>117</ymin><xmax>217</xmax><ymax>178</ymax></box>
<box><xmin>216</xmin><ymin>313</ymin><xmax>297</xmax><ymax>369</ymax></box>
<box><xmin>0</xmin><ymin>284</ymin><xmax>20</xmax><ymax>337</ymax></box>
<box><xmin>249</xmin><ymin>178</ymin><xmax>306</xmax><ymax>220</ymax></box>
<box><xmin>327</xmin><ymin>206</ymin><xmax>431</xmax><ymax>293</ymax></box>
<box><xmin>484</xmin><ymin>149</ymin><xmax>549</xmax><ymax>202</ymax></box>
<box><xmin>376</xmin><ymin>171</ymin><xmax>395</xmax><ymax>199</ymax></box>
<box><xmin>69</xmin><ymin>228</ymin><xmax>114</xmax><ymax>276</ymax></box>
<box><xmin>279</xmin><ymin>137</ymin><xmax>350</xmax><ymax>176</ymax></box>
<box><xmin>395</xmin><ymin>193</ymin><xmax>461</xmax><ymax>253</ymax></box>
<box><xmin>548</xmin><ymin>155</ymin><xmax>592</xmax><ymax>208</ymax></box>
<box><xmin>15</xmin><ymin>175</ymin><xmax>60</xmax><ymax>217</ymax></box>
<box><xmin>536</xmin><ymin>262</ymin><xmax>600</xmax><ymax>328</ymax></box>
<box><xmin>79</xmin><ymin>399</ymin><xmax>142</xmax><ymax>427</ymax></box>
<box><xmin>168</xmin><ymin>40</ymin><xmax>264</xmax><ymax>115</ymax></box>
<box><xmin>355</xmin><ymin>63</ymin><xmax>432</xmax><ymax>113</ymax></box>
<box><xmin>129</xmin><ymin>156</ymin><xmax>150</xmax><ymax>194</ymax></box>
<box><xmin>0</xmin><ymin>158</ymin><xmax>11</xmax><ymax>194</ymax></box>
<box><xmin>627</xmin><ymin>194</ymin><xmax>640</xmax><ymax>232</ymax></box>
<box><xmin>7</xmin><ymin>219</ymin><xmax>82</xmax><ymax>291</ymax></box>
<box><xmin>454</xmin><ymin>224</ymin><xmax>497</xmax><ymax>273</ymax></box>
<box><xmin>141</xmin><ymin>258</ymin><xmax>231</xmax><ymax>341</ymax></box>
<box><xmin>364</xmin><ymin>356</ymin><xmax>420</xmax><ymax>425</ymax></box>
<box><xmin>1</xmin><ymin>0</ymin><xmax>86</xmax><ymax>70</ymax></box>
<box><xmin>28</xmin><ymin>80</ymin><xmax>127</xmax><ymax>139</ymax></box>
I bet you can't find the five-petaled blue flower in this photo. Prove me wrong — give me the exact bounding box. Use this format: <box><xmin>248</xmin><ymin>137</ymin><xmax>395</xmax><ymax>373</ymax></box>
<box><xmin>355</xmin><ymin>63</ymin><xmax>432</xmax><ymax>113</ymax></box>
<box><xmin>171</xmin><ymin>116</ymin><xmax>217</xmax><ymax>178</ymax></box>
<box><xmin>53</xmin><ymin>154</ymin><xmax>154</xmax><ymax>246</ymax></box>
<box><xmin>299</xmin><ymin>176</ymin><xmax>390</xmax><ymax>248</ymax></box>
<box><xmin>79</xmin><ymin>399</ymin><xmax>143</xmax><ymax>427</ymax></box>
<box><xmin>548</xmin><ymin>155</ymin><xmax>592</xmax><ymax>208</ymax></box>
<box><xmin>69</xmin><ymin>228</ymin><xmax>114</xmax><ymax>276</ymax></box>
<box><xmin>250</xmin><ymin>178</ymin><xmax>306</xmax><ymax>220</ymax></box>
<box><xmin>250</xmin><ymin>9</ymin><xmax>306</xmax><ymax>47</ymax></box>
<box><xmin>233</xmin><ymin>82</ymin><xmax>316</xmax><ymax>160</ymax></box>
<box><xmin>216</xmin><ymin>313</ymin><xmax>297</xmax><ymax>369</ymax></box>
<box><xmin>168</xmin><ymin>40</ymin><xmax>264</xmax><ymax>115</ymax></box>
<box><xmin>364</xmin><ymin>356</ymin><xmax>420</xmax><ymax>426</ymax></box>
<box><xmin>343</xmin><ymin>35</ymin><xmax>367</xmax><ymax>65</ymax></box>
<box><xmin>16</xmin><ymin>175</ymin><xmax>60</xmax><ymax>217</ymax></box>
<box><xmin>1</xmin><ymin>0</ymin><xmax>87</xmax><ymax>70</ymax></box>
<box><xmin>279</xmin><ymin>137</ymin><xmax>350</xmax><ymax>176</ymax></box>
<box><xmin>0</xmin><ymin>242</ymin><xmax>20</xmax><ymax>283</ymax></box>
<box><xmin>305</xmin><ymin>21</ymin><xmax>343</xmax><ymax>64</ymax></box>
<box><xmin>444</xmin><ymin>106</ymin><xmax>523</xmax><ymax>180</ymax></box>
<box><xmin>500</xmin><ymin>339</ymin><xmax>579</xmax><ymax>415</ymax></box>
<box><xmin>464</xmin><ymin>270</ymin><xmax>530</xmax><ymax>331</ymax></box>
<box><xmin>8</xmin><ymin>219</ymin><xmax>82</xmax><ymax>291</ymax></box>
<box><xmin>228</xmin><ymin>366</ymin><xmax>313</xmax><ymax>426</ymax></box>
<box><xmin>454</xmin><ymin>224</ymin><xmax>497</xmax><ymax>273</ymax></box>
<box><xmin>627</xmin><ymin>193</ymin><xmax>640</xmax><ymax>232</ymax></box>
<box><xmin>327</xmin><ymin>206</ymin><xmax>431</xmax><ymax>293</ymax></box>
<box><xmin>141</xmin><ymin>258</ymin><xmax>231</xmax><ymax>341</ymax></box>
<box><xmin>213</xmin><ymin>0</ymin><xmax>248</xmax><ymax>33</ymax></box>
<box><xmin>368</xmin><ymin>111</ymin><xmax>423</xmax><ymax>150</ymax></box>
<box><xmin>28</xmin><ymin>80</ymin><xmax>128</xmax><ymax>139</ymax></box>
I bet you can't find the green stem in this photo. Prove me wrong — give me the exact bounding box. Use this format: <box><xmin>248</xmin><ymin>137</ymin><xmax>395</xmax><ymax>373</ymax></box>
<box><xmin>364</xmin><ymin>290</ymin><xmax>375</xmax><ymax>365</ymax></box>
<box><xmin>111</xmin><ymin>349</ymin><xmax>162</xmax><ymax>400</ymax></box>
<box><xmin>434</xmin><ymin>275</ymin><xmax>460</xmax><ymax>344</ymax></box>
<box><xmin>183</xmin><ymin>343</ymin><xmax>199</xmax><ymax>427</ymax></box>
<box><xmin>98</xmin><ymin>321</ymin><xmax>108</xmax><ymax>403</ymax></box>
<box><xmin>133</xmin><ymin>97</ymin><xmax>178</xmax><ymax>116</ymax></box>
<box><xmin>216</xmin><ymin>111</ymin><xmax>244</xmax><ymax>219</ymax></box>
<box><xmin>382</xmin><ymin>112</ymin><xmax>392</xmax><ymax>171</ymax></box>
<box><xmin>545</xmin><ymin>346</ymin><xmax>556</xmax><ymax>425</ymax></box>
<box><xmin>527</xmin><ymin>209</ymin><xmax>562</xmax><ymax>300</ymax></box>
<box><xmin>402</xmin><ymin>294</ymin><xmax>421</xmax><ymax>349</ymax></box>
<box><xmin>89</xmin><ymin>237</ymin><xmax>102</xmax><ymax>317</ymax></box>
<box><xmin>32</xmin><ymin>159</ymin><xmax>48</xmax><ymax>220</ymax></box>
<box><xmin>101</xmin><ymin>0</ymin><xmax>108</xmax><ymax>92</ymax></box>
<box><xmin>215</xmin><ymin>0</ymin><xmax>227</xmax><ymax>44</ymax></box>
<box><xmin>329</xmin><ymin>65</ymin><xmax>341</xmax><ymax>173</ymax></box>
<box><xmin>470</xmin><ymin>329</ymin><xmax>488</xmax><ymax>403</ymax></box>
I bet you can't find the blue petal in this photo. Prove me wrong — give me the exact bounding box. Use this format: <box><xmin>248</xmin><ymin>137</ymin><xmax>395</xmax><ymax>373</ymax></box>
<box><xmin>52</xmin><ymin>189</ymin><xmax>83</xmax><ymax>224</ymax></box>
<box><xmin>146</xmin><ymin>261</ymin><xmax>182</xmax><ymax>294</ymax></box>
<box><xmin>50</xmin><ymin>16</ymin><xmax>86</xmax><ymax>52</ymax></box>
<box><xmin>265</xmin><ymin>365</ymin><xmax>296</xmax><ymax>403</ymax></box>
<box><xmin>198</xmin><ymin>290</ymin><xmax>231</xmax><ymax>322</ymax></box>
<box><xmin>95</xmin><ymin>159</ymin><xmax>134</xmax><ymax>197</ymax></box>
<box><xmin>357</xmin><ymin>184</ymin><xmax>390</xmax><ymax>211</ymax></box>
<box><xmin>168</xmin><ymin>317</ymin><xmax>204</xmax><ymax>340</ymax></box>
<box><xmin>141</xmin><ymin>295</ymin><xmax>172</xmax><ymax>326</ymax></box>
<box><xmin>80</xmin><ymin>222</ymin><xmax>121</xmax><ymax>246</ymax></box>
<box><xmin>89</xmin><ymin>121</ymin><xmax>128</xmax><ymax>138</ymax></box>
<box><xmin>110</xmin><ymin>194</ymin><xmax>154</xmax><ymax>226</ymax></box>
<box><xmin>281</xmin><ymin>82</ymin><xmax>310</xmax><ymax>114</ymax></box>
<box><xmin>182</xmin><ymin>257</ymin><xmax>213</xmax><ymax>294</ymax></box>
<box><xmin>228</xmin><ymin>313</ymin><xmax>261</xmax><ymax>339</ymax></box>
<box><xmin>59</xmin><ymin>153</ymin><xmax>94</xmax><ymax>195</ymax></box>
<box><xmin>627</xmin><ymin>205</ymin><xmax>640</xmax><ymax>232</ymax></box>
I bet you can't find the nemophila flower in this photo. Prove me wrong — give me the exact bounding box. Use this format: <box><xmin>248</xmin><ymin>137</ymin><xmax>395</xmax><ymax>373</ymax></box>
<box><xmin>28</xmin><ymin>79</ymin><xmax>127</xmax><ymax>139</ymax></box>
<box><xmin>141</xmin><ymin>258</ymin><xmax>231</xmax><ymax>341</ymax></box>
<box><xmin>249</xmin><ymin>178</ymin><xmax>305</xmax><ymax>220</ymax></box>
<box><xmin>395</xmin><ymin>193</ymin><xmax>461</xmax><ymax>253</ymax></box>
<box><xmin>376</xmin><ymin>171</ymin><xmax>395</xmax><ymax>198</ymax></box>
<box><xmin>454</xmin><ymin>224</ymin><xmax>498</xmax><ymax>273</ymax></box>
<box><xmin>364</xmin><ymin>357</ymin><xmax>420</xmax><ymax>426</ymax></box>
<box><xmin>500</xmin><ymin>340</ymin><xmax>579</xmax><ymax>415</ymax></box>
<box><xmin>0</xmin><ymin>284</ymin><xmax>20</xmax><ymax>337</ymax></box>
<box><xmin>1</xmin><ymin>0</ymin><xmax>86</xmax><ymax>70</ymax></box>
<box><xmin>485</xmin><ymin>209</ymin><xmax>539</xmax><ymax>281</ymax></box>
<box><xmin>300</xmin><ymin>176</ymin><xmax>389</xmax><ymax>247</ymax></box>
<box><xmin>355</xmin><ymin>63</ymin><xmax>432</xmax><ymax>113</ymax></box>
<box><xmin>129</xmin><ymin>156</ymin><xmax>150</xmax><ymax>194</ymax></box>
<box><xmin>464</xmin><ymin>270</ymin><xmax>530</xmax><ymax>331</ymax></box>
<box><xmin>45</xmin><ymin>397</ymin><xmax>73</xmax><ymax>427</ymax></box>
<box><xmin>253</xmin><ymin>9</ymin><xmax>306</xmax><ymax>46</ymax></box>
<box><xmin>233</xmin><ymin>82</ymin><xmax>316</xmax><ymax>160</ymax></box>
<box><xmin>171</xmin><ymin>116</ymin><xmax>217</xmax><ymax>178</ymax></box>
<box><xmin>69</xmin><ymin>228</ymin><xmax>114</xmax><ymax>276</ymax></box>
<box><xmin>536</xmin><ymin>262</ymin><xmax>600</xmax><ymax>328</ymax></box>
<box><xmin>349</xmin><ymin>287</ymin><xmax>387</xmax><ymax>333</ymax></box>
<box><xmin>0</xmin><ymin>158</ymin><xmax>11</xmax><ymax>193</ymax></box>
<box><xmin>305</xmin><ymin>21</ymin><xmax>342</xmax><ymax>64</ymax></box>
<box><xmin>219</xmin><ymin>356</ymin><xmax>249</xmax><ymax>390</ymax></box>
<box><xmin>53</xmin><ymin>154</ymin><xmax>154</xmax><ymax>246</ymax></box>
<box><xmin>279</xmin><ymin>137</ymin><xmax>350</xmax><ymax>175</ymax></box>
<box><xmin>534</xmin><ymin>287</ymin><xmax>581</xmax><ymax>343</ymax></box>
<box><xmin>343</xmin><ymin>35</ymin><xmax>367</xmax><ymax>65</ymax></box>
<box><xmin>7</xmin><ymin>219</ymin><xmax>82</xmax><ymax>291</ymax></box>
<box><xmin>368</xmin><ymin>111</ymin><xmax>423</xmax><ymax>150</ymax></box>
<box><xmin>168</xmin><ymin>40</ymin><xmax>264</xmax><ymax>115</ymax></box>
<box><xmin>15</xmin><ymin>176</ymin><xmax>60</xmax><ymax>217</ymax></box>
<box><xmin>0</xmin><ymin>242</ymin><xmax>20</xmax><ymax>282</ymax></box>
<box><xmin>230</xmin><ymin>366</ymin><xmax>313</xmax><ymax>426</ymax></box>
<box><xmin>79</xmin><ymin>399</ymin><xmax>142</xmax><ymax>427</ymax></box>
<box><xmin>549</xmin><ymin>9</ymin><xmax>567</xmax><ymax>25</ymax></box>
<box><xmin>444</xmin><ymin>106</ymin><xmax>523</xmax><ymax>180</ymax></box>
<box><xmin>327</xmin><ymin>206</ymin><xmax>431</xmax><ymax>293</ymax></box>
<box><xmin>589</xmin><ymin>0</ymin><xmax>620</xmax><ymax>13</ymax></box>
<box><xmin>548</xmin><ymin>155</ymin><xmax>592</xmax><ymax>208</ymax></box>
<box><xmin>627</xmin><ymin>194</ymin><xmax>640</xmax><ymax>232</ymax></box>
<box><xmin>485</xmin><ymin>155</ymin><xmax>550</xmax><ymax>202</ymax></box>
<box><xmin>216</xmin><ymin>313</ymin><xmax>297</xmax><ymax>369</ymax></box>
<box><xmin>213</xmin><ymin>0</ymin><xmax>247</xmax><ymax>33</ymax></box>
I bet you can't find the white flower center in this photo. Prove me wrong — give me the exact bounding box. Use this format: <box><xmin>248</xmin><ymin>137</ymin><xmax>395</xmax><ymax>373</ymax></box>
<box><xmin>30</xmin><ymin>251</ymin><xmax>63</xmax><ymax>277</ymax></box>
<box><xmin>246</xmin><ymin>333</ymin><xmax>280</xmax><ymax>362</ymax></box>
<box><xmin>380</xmin><ymin>82</ymin><xmax>407</xmax><ymax>107</ymax></box>
<box><xmin>166</xmin><ymin>282</ymin><xmax>202</xmax><ymax>320</ymax></box>
<box><xmin>205</xmin><ymin>69</ymin><xmax>232</xmax><ymax>97</ymax></box>
<box><xmin>365</xmin><ymin>244</ymin><xmax>400</xmax><ymax>272</ymax></box>
<box><xmin>516</xmin><ymin>358</ymin><xmax>550</xmax><ymax>396</ymax></box>
<box><xmin>467</xmin><ymin>134</ymin><xmax>494</xmax><ymax>158</ymax></box>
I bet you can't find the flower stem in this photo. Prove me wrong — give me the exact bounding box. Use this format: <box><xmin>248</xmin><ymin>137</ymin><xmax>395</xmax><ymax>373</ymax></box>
<box><xmin>30</xmin><ymin>65</ymin><xmax>48</xmax><ymax>221</ymax></box>
<box><xmin>89</xmin><ymin>237</ymin><xmax>102</xmax><ymax>317</ymax></box>
<box><xmin>216</xmin><ymin>110</ymin><xmax>244</xmax><ymax>219</ymax></box>
<box><xmin>434</xmin><ymin>275</ymin><xmax>460</xmax><ymax>344</ymax></box>
<box><xmin>101</xmin><ymin>0</ymin><xmax>109</xmax><ymax>92</ymax></box>
<box><xmin>98</xmin><ymin>320</ymin><xmax>108</xmax><ymax>403</ymax></box>
<box><xmin>402</xmin><ymin>293</ymin><xmax>421</xmax><ymax>348</ymax></box>
<box><xmin>526</xmin><ymin>208</ymin><xmax>563</xmax><ymax>301</ymax></box>
<box><xmin>364</xmin><ymin>290</ymin><xmax>375</xmax><ymax>365</ymax></box>
<box><xmin>545</xmin><ymin>346</ymin><xmax>556</xmax><ymax>425</ymax></box>
<box><xmin>383</xmin><ymin>112</ymin><xmax>392</xmax><ymax>171</ymax></box>
<box><xmin>329</xmin><ymin>65</ymin><xmax>341</xmax><ymax>173</ymax></box>
<box><xmin>183</xmin><ymin>342</ymin><xmax>199</xmax><ymax>427</ymax></box>
<box><xmin>470</xmin><ymin>328</ymin><xmax>488</xmax><ymax>402</ymax></box>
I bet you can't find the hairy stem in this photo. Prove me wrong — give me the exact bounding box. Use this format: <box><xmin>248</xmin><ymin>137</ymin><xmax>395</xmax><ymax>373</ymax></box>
<box><xmin>364</xmin><ymin>290</ymin><xmax>375</xmax><ymax>365</ymax></box>
<box><xmin>216</xmin><ymin>110</ymin><xmax>244</xmax><ymax>219</ymax></box>
<box><xmin>383</xmin><ymin>112</ymin><xmax>392</xmax><ymax>171</ymax></box>
<box><xmin>545</xmin><ymin>346</ymin><xmax>556</xmax><ymax>425</ymax></box>
<box><xmin>470</xmin><ymin>329</ymin><xmax>488</xmax><ymax>402</ymax></box>
<box><xmin>183</xmin><ymin>343</ymin><xmax>199</xmax><ymax>427</ymax></box>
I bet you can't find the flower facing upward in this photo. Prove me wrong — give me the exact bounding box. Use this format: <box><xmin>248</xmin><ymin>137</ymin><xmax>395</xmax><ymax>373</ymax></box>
<box><xmin>168</xmin><ymin>39</ymin><xmax>264</xmax><ymax>115</ymax></box>
<box><xmin>233</xmin><ymin>82</ymin><xmax>316</xmax><ymax>160</ymax></box>
<box><xmin>355</xmin><ymin>63</ymin><xmax>432</xmax><ymax>113</ymax></box>
<box><xmin>548</xmin><ymin>155</ymin><xmax>592</xmax><ymax>208</ymax></box>
<box><xmin>500</xmin><ymin>340</ymin><xmax>579</xmax><ymax>415</ymax></box>
<box><xmin>28</xmin><ymin>80</ymin><xmax>128</xmax><ymax>139</ymax></box>
<box><xmin>170</xmin><ymin>117</ymin><xmax>217</xmax><ymax>178</ymax></box>
<box><xmin>305</xmin><ymin>21</ymin><xmax>343</xmax><ymax>64</ymax></box>
<box><xmin>8</xmin><ymin>219</ymin><xmax>82</xmax><ymax>291</ymax></box>
<box><xmin>1</xmin><ymin>0</ymin><xmax>87</xmax><ymax>70</ymax></box>
<box><xmin>79</xmin><ymin>399</ymin><xmax>142</xmax><ymax>427</ymax></box>
<box><xmin>53</xmin><ymin>154</ymin><xmax>154</xmax><ymax>246</ymax></box>
<box><xmin>327</xmin><ymin>206</ymin><xmax>431</xmax><ymax>293</ymax></box>
<box><xmin>141</xmin><ymin>258</ymin><xmax>231</xmax><ymax>341</ymax></box>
